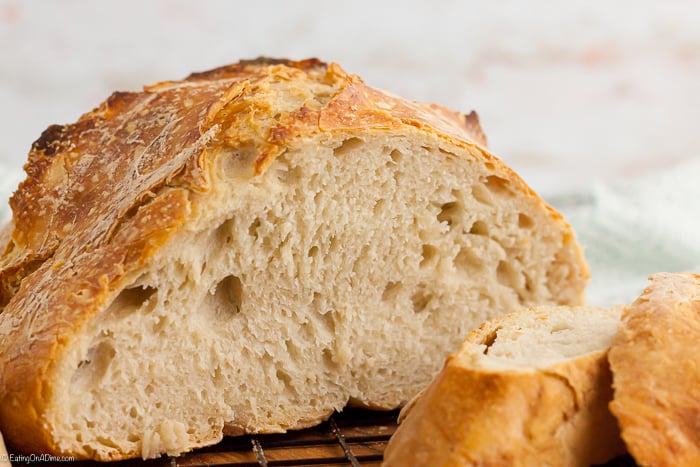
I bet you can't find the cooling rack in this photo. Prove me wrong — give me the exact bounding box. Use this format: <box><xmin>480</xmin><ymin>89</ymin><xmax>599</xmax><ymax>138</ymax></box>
<box><xmin>9</xmin><ymin>407</ymin><xmax>637</xmax><ymax>466</ymax></box>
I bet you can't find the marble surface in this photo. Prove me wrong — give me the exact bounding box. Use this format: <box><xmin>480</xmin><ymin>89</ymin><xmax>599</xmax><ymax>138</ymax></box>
<box><xmin>0</xmin><ymin>0</ymin><xmax>698</xmax><ymax>304</ymax></box>
<box><xmin>2</xmin><ymin>0</ymin><xmax>700</xmax><ymax>193</ymax></box>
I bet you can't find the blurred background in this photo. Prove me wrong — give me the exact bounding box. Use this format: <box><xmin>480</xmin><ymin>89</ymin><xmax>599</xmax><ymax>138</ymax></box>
<box><xmin>0</xmin><ymin>0</ymin><xmax>699</xmax><ymax>304</ymax></box>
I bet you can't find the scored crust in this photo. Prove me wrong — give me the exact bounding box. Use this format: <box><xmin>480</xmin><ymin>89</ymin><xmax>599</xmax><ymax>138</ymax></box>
<box><xmin>0</xmin><ymin>58</ymin><xmax>587</xmax><ymax>459</ymax></box>
<box><xmin>609</xmin><ymin>272</ymin><xmax>700</xmax><ymax>467</ymax></box>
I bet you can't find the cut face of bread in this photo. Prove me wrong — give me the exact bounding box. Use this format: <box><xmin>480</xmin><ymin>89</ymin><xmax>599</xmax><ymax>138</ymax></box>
<box><xmin>384</xmin><ymin>305</ymin><xmax>626</xmax><ymax>467</ymax></box>
<box><xmin>609</xmin><ymin>272</ymin><xmax>700</xmax><ymax>467</ymax></box>
<box><xmin>472</xmin><ymin>306</ymin><xmax>621</xmax><ymax>369</ymax></box>
<box><xmin>0</xmin><ymin>59</ymin><xmax>588</xmax><ymax>460</ymax></box>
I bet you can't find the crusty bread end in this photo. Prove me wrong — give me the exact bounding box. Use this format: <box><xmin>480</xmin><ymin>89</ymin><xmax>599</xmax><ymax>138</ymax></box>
<box><xmin>383</xmin><ymin>305</ymin><xmax>626</xmax><ymax>467</ymax></box>
<box><xmin>609</xmin><ymin>272</ymin><xmax>700</xmax><ymax>467</ymax></box>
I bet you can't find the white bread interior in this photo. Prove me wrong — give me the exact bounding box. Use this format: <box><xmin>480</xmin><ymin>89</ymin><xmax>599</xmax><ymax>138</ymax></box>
<box><xmin>469</xmin><ymin>305</ymin><xmax>622</xmax><ymax>369</ymax></box>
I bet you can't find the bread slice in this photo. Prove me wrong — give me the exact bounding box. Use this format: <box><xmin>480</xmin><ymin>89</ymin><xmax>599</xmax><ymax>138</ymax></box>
<box><xmin>609</xmin><ymin>272</ymin><xmax>700</xmax><ymax>467</ymax></box>
<box><xmin>383</xmin><ymin>305</ymin><xmax>626</xmax><ymax>467</ymax></box>
<box><xmin>0</xmin><ymin>58</ymin><xmax>588</xmax><ymax>460</ymax></box>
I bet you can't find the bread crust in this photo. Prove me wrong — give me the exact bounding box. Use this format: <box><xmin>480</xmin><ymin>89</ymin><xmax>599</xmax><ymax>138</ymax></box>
<box><xmin>383</xmin><ymin>310</ymin><xmax>625</xmax><ymax>467</ymax></box>
<box><xmin>0</xmin><ymin>58</ymin><xmax>587</xmax><ymax>459</ymax></box>
<box><xmin>609</xmin><ymin>272</ymin><xmax>700</xmax><ymax>467</ymax></box>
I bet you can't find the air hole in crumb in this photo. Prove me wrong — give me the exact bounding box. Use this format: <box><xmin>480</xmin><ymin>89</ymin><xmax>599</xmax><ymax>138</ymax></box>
<box><xmin>382</xmin><ymin>281</ymin><xmax>403</xmax><ymax>301</ymax></box>
<box><xmin>127</xmin><ymin>434</ymin><xmax>140</xmax><ymax>442</ymax></box>
<box><xmin>129</xmin><ymin>407</ymin><xmax>138</xmax><ymax>418</ymax></box>
<box><xmin>212</xmin><ymin>275</ymin><xmax>243</xmax><ymax>315</ymax></box>
<box><xmin>411</xmin><ymin>289</ymin><xmax>432</xmax><ymax>313</ymax></box>
<box><xmin>322</xmin><ymin>348</ymin><xmax>334</xmax><ymax>367</ymax></box>
<box><xmin>108</xmin><ymin>285</ymin><xmax>157</xmax><ymax>312</ymax></box>
<box><xmin>373</xmin><ymin>198</ymin><xmax>387</xmax><ymax>216</ymax></box>
<box><xmin>311</xmin><ymin>292</ymin><xmax>323</xmax><ymax>308</ymax></box>
<box><xmin>437</xmin><ymin>201</ymin><xmax>460</xmax><ymax>227</ymax></box>
<box><xmin>518</xmin><ymin>213</ymin><xmax>534</xmax><ymax>229</ymax></box>
<box><xmin>471</xmin><ymin>184</ymin><xmax>493</xmax><ymax>206</ymax></box>
<box><xmin>420</xmin><ymin>244</ymin><xmax>438</xmax><ymax>268</ymax></box>
<box><xmin>276</xmin><ymin>163</ymin><xmax>303</xmax><ymax>184</ymax></box>
<box><xmin>328</xmin><ymin>236</ymin><xmax>339</xmax><ymax>254</ymax></box>
<box><xmin>320</xmin><ymin>309</ymin><xmax>336</xmax><ymax>334</ymax></box>
<box><xmin>73</xmin><ymin>341</ymin><xmax>116</xmax><ymax>385</ymax></box>
<box><xmin>389</xmin><ymin>149</ymin><xmax>403</xmax><ymax>164</ymax></box>
<box><xmin>276</xmin><ymin>369</ymin><xmax>293</xmax><ymax>389</ymax></box>
<box><xmin>349</xmin><ymin>248</ymin><xmax>365</xmax><ymax>278</ymax></box>
<box><xmin>497</xmin><ymin>260</ymin><xmax>521</xmax><ymax>289</ymax></box>
<box><xmin>485</xmin><ymin>175</ymin><xmax>510</xmax><ymax>195</ymax></box>
<box><xmin>313</xmin><ymin>190</ymin><xmax>323</xmax><ymax>206</ymax></box>
<box><xmin>482</xmin><ymin>327</ymin><xmax>501</xmax><ymax>354</ymax></box>
<box><xmin>454</xmin><ymin>247</ymin><xmax>482</xmax><ymax>274</ymax></box>
<box><xmin>479</xmin><ymin>293</ymin><xmax>494</xmax><ymax>307</ymax></box>
<box><xmin>215</xmin><ymin>218</ymin><xmax>236</xmax><ymax>245</ymax></box>
<box><xmin>438</xmin><ymin>147</ymin><xmax>457</xmax><ymax>158</ymax></box>
<box><xmin>333</xmin><ymin>137</ymin><xmax>363</xmax><ymax>157</ymax></box>
<box><xmin>96</xmin><ymin>436</ymin><xmax>120</xmax><ymax>449</ymax></box>
<box><xmin>307</xmin><ymin>246</ymin><xmax>319</xmax><ymax>258</ymax></box>
<box><xmin>248</xmin><ymin>218</ymin><xmax>261</xmax><ymax>240</ymax></box>
<box><xmin>550</xmin><ymin>324</ymin><xmax>573</xmax><ymax>333</ymax></box>
<box><xmin>469</xmin><ymin>220</ymin><xmax>489</xmax><ymax>236</ymax></box>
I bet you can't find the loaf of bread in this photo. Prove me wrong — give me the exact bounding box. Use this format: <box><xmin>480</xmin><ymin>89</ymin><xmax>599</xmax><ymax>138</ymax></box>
<box><xmin>609</xmin><ymin>272</ymin><xmax>700</xmax><ymax>467</ymax></box>
<box><xmin>382</xmin><ymin>305</ymin><xmax>626</xmax><ymax>466</ymax></box>
<box><xmin>0</xmin><ymin>58</ymin><xmax>588</xmax><ymax>460</ymax></box>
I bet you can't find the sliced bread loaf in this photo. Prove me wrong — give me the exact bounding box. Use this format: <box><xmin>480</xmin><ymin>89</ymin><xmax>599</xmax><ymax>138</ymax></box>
<box><xmin>383</xmin><ymin>305</ymin><xmax>626</xmax><ymax>467</ymax></box>
<box><xmin>0</xmin><ymin>58</ymin><xmax>588</xmax><ymax>460</ymax></box>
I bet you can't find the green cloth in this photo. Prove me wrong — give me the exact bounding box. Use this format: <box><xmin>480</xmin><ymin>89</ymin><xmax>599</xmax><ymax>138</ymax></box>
<box><xmin>549</xmin><ymin>157</ymin><xmax>700</xmax><ymax>305</ymax></box>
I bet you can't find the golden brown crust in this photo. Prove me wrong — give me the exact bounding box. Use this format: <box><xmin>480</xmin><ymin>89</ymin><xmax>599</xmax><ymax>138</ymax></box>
<box><xmin>318</xmin><ymin>64</ymin><xmax>490</xmax><ymax>151</ymax></box>
<box><xmin>609</xmin><ymin>272</ymin><xmax>700</xmax><ymax>467</ymax></box>
<box><xmin>0</xmin><ymin>80</ymin><xmax>227</xmax><ymax>307</ymax></box>
<box><xmin>384</xmin><ymin>314</ymin><xmax>625</xmax><ymax>467</ymax></box>
<box><xmin>0</xmin><ymin>58</ymin><xmax>585</xmax><ymax>459</ymax></box>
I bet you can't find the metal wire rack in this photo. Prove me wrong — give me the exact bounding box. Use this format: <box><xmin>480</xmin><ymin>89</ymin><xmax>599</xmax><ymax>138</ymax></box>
<box><xmin>111</xmin><ymin>408</ymin><xmax>399</xmax><ymax>467</ymax></box>
<box><xmin>11</xmin><ymin>407</ymin><xmax>638</xmax><ymax>466</ymax></box>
